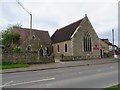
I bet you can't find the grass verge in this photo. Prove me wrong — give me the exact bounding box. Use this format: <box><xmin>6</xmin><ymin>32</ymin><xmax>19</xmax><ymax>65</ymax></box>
<box><xmin>104</xmin><ymin>84</ymin><xmax>120</xmax><ymax>90</ymax></box>
<box><xmin>0</xmin><ymin>64</ymin><xmax>29</xmax><ymax>69</ymax></box>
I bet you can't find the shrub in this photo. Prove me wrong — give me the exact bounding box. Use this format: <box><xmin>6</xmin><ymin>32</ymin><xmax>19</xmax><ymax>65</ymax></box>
<box><xmin>1</xmin><ymin>61</ymin><xmax>12</xmax><ymax>65</ymax></box>
<box><xmin>13</xmin><ymin>46</ymin><xmax>24</xmax><ymax>53</ymax></box>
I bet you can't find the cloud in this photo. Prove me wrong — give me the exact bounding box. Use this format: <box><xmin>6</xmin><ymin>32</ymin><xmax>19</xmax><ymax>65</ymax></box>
<box><xmin>0</xmin><ymin>0</ymin><xmax>118</xmax><ymax>45</ymax></box>
<box><xmin>0</xmin><ymin>1</ymin><xmax>30</xmax><ymax>29</ymax></box>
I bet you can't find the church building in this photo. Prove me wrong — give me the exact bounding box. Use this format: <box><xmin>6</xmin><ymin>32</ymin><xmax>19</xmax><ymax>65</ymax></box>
<box><xmin>51</xmin><ymin>15</ymin><xmax>100</xmax><ymax>61</ymax></box>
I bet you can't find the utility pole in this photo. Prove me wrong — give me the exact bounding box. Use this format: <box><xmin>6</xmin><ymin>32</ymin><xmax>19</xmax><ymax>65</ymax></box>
<box><xmin>30</xmin><ymin>14</ymin><xmax>32</xmax><ymax>29</ymax></box>
<box><xmin>16</xmin><ymin>0</ymin><xmax>33</xmax><ymax>48</ymax></box>
<box><xmin>16</xmin><ymin>0</ymin><xmax>32</xmax><ymax>29</ymax></box>
<box><xmin>112</xmin><ymin>29</ymin><xmax>115</xmax><ymax>57</ymax></box>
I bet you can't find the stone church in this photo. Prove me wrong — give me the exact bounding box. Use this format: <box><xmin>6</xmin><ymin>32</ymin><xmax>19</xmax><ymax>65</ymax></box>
<box><xmin>51</xmin><ymin>14</ymin><xmax>100</xmax><ymax>61</ymax></box>
<box><xmin>12</xmin><ymin>14</ymin><xmax>100</xmax><ymax>62</ymax></box>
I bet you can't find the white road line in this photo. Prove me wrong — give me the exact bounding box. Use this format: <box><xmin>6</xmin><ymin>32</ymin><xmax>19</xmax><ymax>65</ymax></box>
<box><xmin>78</xmin><ymin>72</ymin><xmax>83</xmax><ymax>74</ymax></box>
<box><xmin>0</xmin><ymin>78</ymin><xmax>55</xmax><ymax>87</ymax></box>
<box><xmin>0</xmin><ymin>81</ymin><xmax>14</xmax><ymax>88</ymax></box>
<box><xmin>59</xmin><ymin>62</ymin><xmax>65</xmax><ymax>64</ymax></box>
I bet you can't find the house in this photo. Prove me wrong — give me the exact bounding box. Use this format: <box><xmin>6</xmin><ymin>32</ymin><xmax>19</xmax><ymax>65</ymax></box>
<box><xmin>100</xmin><ymin>38</ymin><xmax>119</xmax><ymax>57</ymax></box>
<box><xmin>51</xmin><ymin>14</ymin><xmax>100</xmax><ymax>61</ymax></box>
<box><xmin>113</xmin><ymin>45</ymin><xmax>119</xmax><ymax>51</ymax></box>
<box><xmin>115</xmin><ymin>48</ymin><xmax>120</xmax><ymax>55</ymax></box>
<box><xmin>113</xmin><ymin>45</ymin><xmax>119</xmax><ymax>55</ymax></box>
<box><xmin>12</xmin><ymin>27</ymin><xmax>52</xmax><ymax>56</ymax></box>
<box><xmin>100</xmin><ymin>39</ymin><xmax>109</xmax><ymax>58</ymax></box>
<box><xmin>108</xmin><ymin>42</ymin><xmax>113</xmax><ymax>51</ymax></box>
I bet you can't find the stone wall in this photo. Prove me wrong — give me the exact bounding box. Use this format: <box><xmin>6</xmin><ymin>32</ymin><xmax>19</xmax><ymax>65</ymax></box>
<box><xmin>72</xmin><ymin>16</ymin><xmax>100</xmax><ymax>58</ymax></box>
<box><xmin>2</xmin><ymin>52</ymin><xmax>54</xmax><ymax>64</ymax></box>
<box><xmin>52</xmin><ymin>40</ymin><xmax>73</xmax><ymax>57</ymax></box>
<box><xmin>60</xmin><ymin>55</ymin><xmax>100</xmax><ymax>61</ymax></box>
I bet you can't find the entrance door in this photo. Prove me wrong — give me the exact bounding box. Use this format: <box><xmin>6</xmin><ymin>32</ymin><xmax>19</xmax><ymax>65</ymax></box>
<box><xmin>40</xmin><ymin>49</ymin><xmax>43</xmax><ymax>56</ymax></box>
<box><xmin>100</xmin><ymin>49</ymin><xmax>103</xmax><ymax>58</ymax></box>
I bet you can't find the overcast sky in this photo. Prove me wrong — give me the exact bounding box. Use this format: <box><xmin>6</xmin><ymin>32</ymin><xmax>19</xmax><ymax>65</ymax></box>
<box><xmin>0</xmin><ymin>0</ymin><xmax>119</xmax><ymax>46</ymax></box>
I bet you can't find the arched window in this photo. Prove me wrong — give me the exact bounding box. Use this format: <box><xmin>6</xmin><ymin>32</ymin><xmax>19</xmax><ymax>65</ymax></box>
<box><xmin>83</xmin><ymin>32</ymin><xmax>92</xmax><ymax>52</ymax></box>
<box><xmin>46</xmin><ymin>47</ymin><xmax>49</xmax><ymax>54</ymax></box>
<box><xmin>65</xmin><ymin>44</ymin><xmax>67</xmax><ymax>52</ymax></box>
<box><xmin>58</xmin><ymin>45</ymin><xmax>59</xmax><ymax>52</ymax></box>
<box><xmin>27</xmin><ymin>45</ymin><xmax>31</xmax><ymax>51</ymax></box>
<box><xmin>39</xmin><ymin>49</ymin><xmax>43</xmax><ymax>56</ymax></box>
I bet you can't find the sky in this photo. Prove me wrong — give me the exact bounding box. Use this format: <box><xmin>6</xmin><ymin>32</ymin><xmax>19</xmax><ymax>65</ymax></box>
<box><xmin>0</xmin><ymin>0</ymin><xmax>119</xmax><ymax>46</ymax></box>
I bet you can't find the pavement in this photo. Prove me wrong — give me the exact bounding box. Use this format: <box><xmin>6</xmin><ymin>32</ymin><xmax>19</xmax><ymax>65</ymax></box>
<box><xmin>1</xmin><ymin>58</ymin><xmax>119</xmax><ymax>74</ymax></box>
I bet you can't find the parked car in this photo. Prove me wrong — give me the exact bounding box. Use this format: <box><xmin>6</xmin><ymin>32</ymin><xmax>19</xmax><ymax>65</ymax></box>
<box><xmin>0</xmin><ymin>44</ymin><xmax>5</xmax><ymax>49</ymax></box>
<box><xmin>115</xmin><ymin>51</ymin><xmax>120</xmax><ymax>55</ymax></box>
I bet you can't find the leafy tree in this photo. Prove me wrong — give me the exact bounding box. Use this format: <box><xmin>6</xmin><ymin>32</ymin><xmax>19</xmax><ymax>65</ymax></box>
<box><xmin>2</xmin><ymin>24</ymin><xmax>21</xmax><ymax>47</ymax></box>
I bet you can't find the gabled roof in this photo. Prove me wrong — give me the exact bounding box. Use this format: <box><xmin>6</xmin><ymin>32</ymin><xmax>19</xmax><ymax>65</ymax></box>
<box><xmin>100</xmin><ymin>38</ymin><xmax>114</xmax><ymax>46</ymax></box>
<box><xmin>100</xmin><ymin>39</ymin><xmax>109</xmax><ymax>45</ymax></box>
<box><xmin>51</xmin><ymin>17</ymin><xmax>84</xmax><ymax>44</ymax></box>
<box><xmin>13</xmin><ymin>27</ymin><xmax>51</xmax><ymax>45</ymax></box>
<box><xmin>100</xmin><ymin>39</ymin><xmax>109</xmax><ymax>44</ymax></box>
<box><xmin>109</xmin><ymin>42</ymin><xmax>113</xmax><ymax>46</ymax></box>
<box><xmin>101</xmin><ymin>39</ymin><xmax>109</xmax><ymax>41</ymax></box>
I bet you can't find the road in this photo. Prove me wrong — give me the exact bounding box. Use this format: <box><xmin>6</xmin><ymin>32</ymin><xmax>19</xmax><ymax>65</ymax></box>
<box><xmin>1</xmin><ymin>62</ymin><xmax>118</xmax><ymax>88</ymax></box>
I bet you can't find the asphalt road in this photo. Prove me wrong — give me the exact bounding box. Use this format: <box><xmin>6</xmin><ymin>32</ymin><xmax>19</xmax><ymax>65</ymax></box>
<box><xmin>1</xmin><ymin>62</ymin><xmax>118</xmax><ymax>88</ymax></box>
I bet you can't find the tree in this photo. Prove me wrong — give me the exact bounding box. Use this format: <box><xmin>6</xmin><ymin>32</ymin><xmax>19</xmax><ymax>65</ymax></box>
<box><xmin>2</xmin><ymin>24</ymin><xmax>21</xmax><ymax>47</ymax></box>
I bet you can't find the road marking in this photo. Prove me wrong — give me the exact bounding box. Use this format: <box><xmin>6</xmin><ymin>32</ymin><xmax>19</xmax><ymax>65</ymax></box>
<box><xmin>78</xmin><ymin>72</ymin><xmax>83</xmax><ymax>74</ymax></box>
<box><xmin>0</xmin><ymin>78</ymin><xmax>55</xmax><ymax>87</ymax></box>
<box><xmin>0</xmin><ymin>81</ymin><xmax>14</xmax><ymax>88</ymax></box>
<box><xmin>59</xmin><ymin>62</ymin><xmax>65</xmax><ymax>64</ymax></box>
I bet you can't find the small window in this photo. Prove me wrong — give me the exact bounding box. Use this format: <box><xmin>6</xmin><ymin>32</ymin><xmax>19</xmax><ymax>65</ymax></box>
<box><xmin>32</xmin><ymin>35</ymin><xmax>35</xmax><ymax>39</ymax></box>
<box><xmin>47</xmin><ymin>47</ymin><xmax>49</xmax><ymax>54</ymax></box>
<box><xmin>65</xmin><ymin>44</ymin><xmax>67</xmax><ymax>52</ymax></box>
<box><xmin>27</xmin><ymin>45</ymin><xmax>31</xmax><ymax>51</ymax></box>
<box><xmin>58</xmin><ymin>45</ymin><xmax>59</xmax><ymax>52</ymax></box>
<box><xmin>40</xmin><ymin>49</ymin><xmax>43</xmax><ymax>56</ymax></box>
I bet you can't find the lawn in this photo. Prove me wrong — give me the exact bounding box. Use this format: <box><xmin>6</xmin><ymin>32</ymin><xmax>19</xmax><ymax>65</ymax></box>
<box><xmin>104</xmin><ymin>84</ymin><xmax>120</xmax><ymax>90</ymax></box>
<box><xmin>0</xmin><ymin>64</ymin><xmax>29</xmax><ymax>69</ymax></box>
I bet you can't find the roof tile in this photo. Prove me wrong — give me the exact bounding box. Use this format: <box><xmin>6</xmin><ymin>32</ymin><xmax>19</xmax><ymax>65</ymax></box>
<box><xmin>51</xmin><ymin>18</ymin><xmax>84</xmax><ymax>44</ymax></box>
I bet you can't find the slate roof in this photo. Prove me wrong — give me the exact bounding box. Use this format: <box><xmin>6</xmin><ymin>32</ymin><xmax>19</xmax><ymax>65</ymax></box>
<box><xmin>109</xmin><ymin>42</ymin><xmax>113</xmax><ymax>46</ymax></box>
<box><xmin>100</xmin><ymin>39</ymin><xmax>109</xmax><ymax>44</ymax></box>
<box><xmin>13</xmin><ymin>27</ymin><xmax>51</xmax><ymax>45</ymax></box>
<box><xmin>101</xmin><ymin>39</ymin><xmax>109</xmax><ymax>44</ymax></box>
<box><xmin>51</xmin><ymin>17</ymin><xmax>84</xmax><ymax>44</ymax></box>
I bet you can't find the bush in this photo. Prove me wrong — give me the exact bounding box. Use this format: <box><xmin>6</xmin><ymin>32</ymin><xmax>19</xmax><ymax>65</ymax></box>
<box><xmin>1</xmin><ymin>61</ymin><xmax>12</xmax><ymax>65</ymax></box>
<box><xmin>13</xmin><ymin>46</ymin><xmax>24</xmax><ymax>53</ymax></box>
